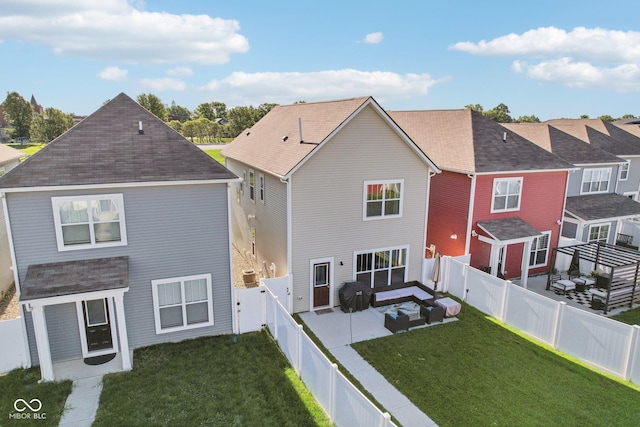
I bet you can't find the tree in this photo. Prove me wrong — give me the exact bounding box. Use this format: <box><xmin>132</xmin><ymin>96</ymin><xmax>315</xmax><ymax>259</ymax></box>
<box><xmin>598</xmin><ymin>114</ymin><xmax>615</xmax><ymax>122</ymax></box>
<box><xmin>514</xmin><ymin>115</ymin><xmax>540</xmax><ymax>123</ymax></box>
<box><xmin>2</xmin><ymin>91</ymin><xmax>33</xmax><ymax>141</ymax></box>
<box><xmin>464</xmin><ymin>104</ymin><xmax>484</xmax><ymax>113</ymax></box>
<box><xmin>30</xmin><ymin>107</ymin><xmax>74</xmax><ymax>143</ymax></box>
<box><xmin>167</xmin><ymin>120</ymin><xmax>182</xmax><ymax>134</ymax></box>
<box><xmin>194</xmin><ymin>101</ymin><xmax>227</xmax><ymax>121</ymax></box>
<box><xmin>226</xmin><ymin>106</ymin><xmax>259</xmax><ymax>138</ymax></box>
<box><xmin>483</xmin><ymin>103</ymin><xmax>513</xmax><ymax>123</ymax></box>
<box><xmin>621</xmin><ymin>114</ymin><xmax>636</xmax><ymax>119</ymax></box>
<box><xmin>137</xmin><ymin>93</ymin><xmax>167</xmax><ymax>121</ymax></box>
<box><xmin>580</xmin><ymin>114</ymin><xmax>589</xmax><ymax>119</ymax></box>
<box><xmin>167</xmin><ymin>104</ymin><xmax>191</xmax><ymax>122</ymax></box>
<box><xmin>181</xmin><ymin>120</ymin><xmax>197</xmax><ymax>142</ymax></box>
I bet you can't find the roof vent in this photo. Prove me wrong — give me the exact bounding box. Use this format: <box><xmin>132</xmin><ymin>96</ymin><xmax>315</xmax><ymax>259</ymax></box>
<box><xmin>138</xmin><ymin>121</ymin><xmax>144</xmax><ymax>135</ymax></box>
<box><xmin>246</xmin><ymin>131</ymin><xmax>251</xmax><ymax>136</ymax></box>
<box><xmin>502</xmin><ymin>131</ymin><xmax>507</xmax><ymax>143</ymax></box>
<box><xmin>282</xmin><ymin>135</ymin><xmax>288</xmax><ymax>142</ymax></box>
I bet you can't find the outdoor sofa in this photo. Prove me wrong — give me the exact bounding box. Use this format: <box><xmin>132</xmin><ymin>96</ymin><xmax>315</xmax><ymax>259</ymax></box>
<box><xmin>370</xmin><ymin>281</ymin><xmax>435</xmax><ymax>307</ymax></box>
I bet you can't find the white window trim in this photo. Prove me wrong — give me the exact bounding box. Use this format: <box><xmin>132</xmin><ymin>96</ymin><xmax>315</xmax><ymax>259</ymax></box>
<box><xmin>490</xmin><ymin>177</ymin><xmax>522</xmax><ymax>213</ymax></box>
<box><xmin>623</xmin><ymin>191</ymin><xmax>638</xmax><ymax>201</ymax></box>
<box><xmin>249</xmin><ymin>170</ymin><xmax>255</xmax><ymax>202</ymax></box>
<box><xmin>75</xmin><ymin>298</ymin><xmax>119</xmax><ymax>358</ymax></box>
<box><xmin>259</xmin><ymin>173</ymin><xmax>265</xmax><ymax>204</ymax></box>
<box><xmin>580</xmin><ymin>167</ymin><xmax>611</xmax><ymax>195</ymax></box>
<box><xmin>52</xmin><ymin>193</ymin><xmax>127</xmax><ymax>252</ymax></box>
<box><xmin>353</xmin><ymin>245</ymin><xmax>410</xmax><ymax>287</ymax></box>
<box><xmin>362</xmin><ymin>179</ymin><xmax>404</xmax><ymax>221</ymax></box>
<box><xmin>241</xmin><ymin>170</ymin><xmax>246</xmax><ymax>196</ymax></box>
<box><xmin>151</xmin><ymin>273</ymin><xmax>214</xmax><ymax>335</ymax></box>
<box><xmin>309</xmin><ymin>257</ymin><xmax>334</xmax><ymax>311</ymax></box>
<box><xmin>587</xmin><ymin>223</ymin><xmax>610</xmax><ymax>243</ymax></box>
<box><xmin>619</xmin><ymin>162</ymin><xmax>630</xmax><ymax>181</ymax></box>
<box><xmin>529</xmin><ymin>231</ymin><xmax>551</xmax><ymax>268</ymax></box>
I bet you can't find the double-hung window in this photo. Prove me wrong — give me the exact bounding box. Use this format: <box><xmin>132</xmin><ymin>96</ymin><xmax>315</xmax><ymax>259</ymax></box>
<box><xmin>363</xmin><ymin>180</ymin><xmax>403</xmax><ymax>220</ymax></box>
<box><xmin>52</xmin><ymin>194</ymin><xmax>126</xmax><ymax>251</ymax></box>
<box><xmin>588</xmin><ymin>223</ymin><xmax>610</xmax><ymax>243</ymax></box>
<box><xmin>491</xmin><ymin>177</ymin><xmax>522</xmax><ymax>213</ymax></box>
<box><xmin>259</xmin><ymin>173</ymin><xmax>265</xmax><ymax>203</ymax></box>
<box><xmin>619</xmin><ymin>162</ymin><xmax>630</xmax><ymax>181</ymax></box>
<box><xmin>529</xmin><ymin>231</ymin><xmax>551</xmax><ymax>267</ymax></box>
<box><xmin>581</xmin><ymin>168</ymin><xmax>611</xmax><ymax>194</ymax></box>
<box><xmin>249</xmin><ymin>170</ymin><xmax>255</xmax><ymax>202</ymax></box>
<box><xmin>152</xmin><ymin>274</ymin><xmax>214</xmax><ymax>334</ymax></box>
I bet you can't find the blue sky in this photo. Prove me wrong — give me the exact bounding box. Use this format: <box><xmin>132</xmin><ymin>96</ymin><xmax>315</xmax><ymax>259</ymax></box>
<box><xmin>2</xmin><ymin>0</ymin><xmax>640</xmax><ymax>120</ymax></box>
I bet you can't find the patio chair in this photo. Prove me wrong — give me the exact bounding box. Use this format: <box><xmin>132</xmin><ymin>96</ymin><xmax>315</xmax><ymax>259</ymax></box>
<box><xmin>549</xmin><ymin>273</ymin><xmax>576</xmax><ymax>295</ymax></box>
<box><xmin>420</xmin><ymin>304</ymin><xmax>445</xmax><ymax>324</ymax></box>
<box><xmin>384</xmin><ymin>311</ymin><xmax>410</xmax><ymax>333</ymax></box>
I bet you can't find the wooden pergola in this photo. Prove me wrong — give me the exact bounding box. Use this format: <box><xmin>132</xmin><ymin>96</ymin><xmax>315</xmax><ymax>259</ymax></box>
<box><xmin>548</xmin><ymin>242</ymin><xmax>640</xmax><ymax>314</ymax></box>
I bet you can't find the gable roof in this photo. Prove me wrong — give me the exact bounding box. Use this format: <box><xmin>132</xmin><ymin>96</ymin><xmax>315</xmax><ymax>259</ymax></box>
<box><xmin>221</xmin><ymin>97</ymin><xmax>438</xmax><ymax>177</ymax></box>
<box><xmin>0</xmin><ymin>93</ymin><xmax>236</xmax><ymax>190</ymax></box>
<box><xmin>503</xmin><ymin>123</ymin><xmax>620</xmax><ymax>165</ymax></box>
<box><xmin>614</xmin><ymin>120</ymin><xmax>640</xmax><ymax>139</ymax></box>
<box><xmin>388</xmin><ymin>109</ymin><xmax>572</xmax><ymax>174</ymax></box>
<box><xmin>546</xmin><ymin>119</ymin><xmax>640</xmax><ymax>156</ymax></box>
<box><xmin>0</xmin><ymin>144</ymin><xmax>25</xmax><ymax>166</ymax></box>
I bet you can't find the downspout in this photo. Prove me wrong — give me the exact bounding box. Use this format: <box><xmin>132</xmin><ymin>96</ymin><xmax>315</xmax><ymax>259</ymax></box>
<box><xmin>226</xmin><ymin>184</ymin><xmax>239</xmax><ymax>335</ymax></box>
<box><xmin>423</xmin><ymin>169</ymin><xmax>436</xmax><ymax>283</ymax></box>
<box><xmin>465</xmin><ymin>174</ymin><xmax>477</xmax><ymax>255</ymax></box>
<box><xmin>280</xmin><ymin>176</ymin><xmax>293</xmax><ymax>312</ymax></box>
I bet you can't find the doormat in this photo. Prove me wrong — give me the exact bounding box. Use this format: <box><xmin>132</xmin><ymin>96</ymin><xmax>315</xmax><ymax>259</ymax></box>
<box><xmin>315</xmin><ymin>308</ymin><xmax>334</xmax><ymax>315</ymax></box>
<box><xmin>84</xmin><ymin>353</ymin><xmax>116</xmax><ymax>366</ymax></box>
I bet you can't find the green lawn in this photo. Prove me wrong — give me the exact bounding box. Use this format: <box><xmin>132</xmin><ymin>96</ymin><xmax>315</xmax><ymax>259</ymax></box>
<box><xmin>93</xmin><ymin>331</ymin><xmax>331</xmax><ymax>427</ymax></box>
<box><xmin>0</xmin><ymin>367</ymin><xmax>72</xmax><ymax>426</ymax></box>
<box><xmin>610</xmin><ymin>305</ymin><xmax>640</xmax><ymax>325</ymax></box>
<box><xmin>11</xmin><ymin>143</ymin><xmax>45</xmax><ymax>156</ymax></box>
<box><xmin>352</xmin><ymin>304</ymin><xmax>640</xmax><ymax>427</ymax></box>
<box><xmin>202</xmin><ymin>147</ymin><xmax>225</xmax><ymax>165</ymax></box>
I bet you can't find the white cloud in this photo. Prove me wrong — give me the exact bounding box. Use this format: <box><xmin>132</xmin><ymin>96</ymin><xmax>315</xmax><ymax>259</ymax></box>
<box><xmin>139</xmin><ymin>77</ymin><xmax>186</xmax><ymax>91</ymax></box>
<box><xmin>0</xmin><ymin>0</ymin><xmax>249</xmax><ymax>64</ymax></box>
<box><xmin>512</xmin><ymin>58</ymin><xmax>640</xmax><ymax>91</ymax></box>
<box><xmin>97</xmin><ymin>66</ymin><xmax>128</xmax><ymax>81</ymax></box>
<box><xmin>452</xmin><ymin>26</ymin><xmax>640</xmax><ymax>91</ymax></box>
<box><xmin>362</xmin><ymin>32</ymin><xmax>383</xmax><ymax>44</ymax></box>
<box><xmin>200</xmin><ymin>69</ymin><xmax>441</xmax><ymax>106</ymax></box>
<box><xmin>166</xmin><ymin>66</ymin><xmax>193</xmax><ymax>77</ymax></box>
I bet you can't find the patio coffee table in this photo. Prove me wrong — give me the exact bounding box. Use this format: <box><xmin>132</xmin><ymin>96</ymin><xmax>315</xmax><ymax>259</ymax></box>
<box><xmin>571</xmin><ymin>277</ymin><xmax>595</xmax><ymax>293</ymax></box>
<box><xmin>434</xmin><ymin>297</ymin><xmax>461</xmax><ymax>317</ymax></box>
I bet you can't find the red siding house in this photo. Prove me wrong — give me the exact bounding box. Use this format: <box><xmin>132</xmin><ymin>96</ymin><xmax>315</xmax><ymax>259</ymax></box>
<box><xmin>390</xmin><ymin>109</ymin><xmax>573</xmax><ymax>287</ymax></box>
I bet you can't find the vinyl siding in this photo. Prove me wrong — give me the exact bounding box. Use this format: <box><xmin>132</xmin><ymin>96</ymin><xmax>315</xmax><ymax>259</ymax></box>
<box><xmin>615</xmin><ymin>158</ymin><xmax>640</xmax><ymax>196</ymax></box>
<box><xmin>7</xmin><ymin>183</ymin><xmax>233</xmax><ymax>362</ymax></box>
<box><xmin>0</xmin><ymin>208</ymin><xmax>13</xmax><ymax>297</ymax></box>
<box><xmin>567</xmin><ymin>165</ymin><xmax>619</xmax><ymax>196</ymax></box>
<box><xmin>471</xmin><ymin>172</ymin><xmax>566</xmax><ymax>278</ymax></box>
<box><xmin>225</xmin><ymin>158</ymin><xmax>288</xmax><ymax>277</ymax></box>
<box><xmin>290</xmin><ymin>105</ymin><xmax>430</xmax><ymax>312</ymax></box>
<box><xmin>427</xmin><ymin>171</ymin><xmax>471</xmax><ymax>257</ymax></box>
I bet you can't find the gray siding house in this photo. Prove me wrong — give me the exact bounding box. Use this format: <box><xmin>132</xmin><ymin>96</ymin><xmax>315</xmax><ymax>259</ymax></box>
<box><xmin>222</xmin><ymin>97</ymin><xmax>439</xmax><ymax>313</ymax></box>
<box><xmin>505</xmin><ymin>122</ymin><xmax>640</xmax><ymax>246</ymax></box>
<box><xmin>0</xmin><ymin>94</ymin><xmax>237</xmax><ymax>381</ymax></box>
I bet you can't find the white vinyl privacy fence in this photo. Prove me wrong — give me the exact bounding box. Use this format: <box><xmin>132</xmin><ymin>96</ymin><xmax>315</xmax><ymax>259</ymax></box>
<box><xmin>0</xmin><ymin>317</ymin><xmax>30</xmax><ymax>374</ymax></box>
<box><xmin>439</xmin><ymin>256</ymin><xmax>640</xmax><ymax>385</ymax></box>
<box><xmin>235</xmin><ymin>277</ymin><xmax>395</xmax><ymax>427</ymax></box>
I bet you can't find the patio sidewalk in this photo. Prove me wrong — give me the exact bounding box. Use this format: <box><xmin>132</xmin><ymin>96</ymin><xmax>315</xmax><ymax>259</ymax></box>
<box><xmin>300</xmin><ymin>307</ymin><xmax>454</xmax><ymax>427</ymax></box>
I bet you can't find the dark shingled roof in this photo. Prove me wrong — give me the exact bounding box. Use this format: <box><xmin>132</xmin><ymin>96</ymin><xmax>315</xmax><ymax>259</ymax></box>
<box><xmin>0</xmin><ymin>93</ymin><xmax>236</xmax><ymax>189</ymax></box>
<box><xmin>21</xmin><ymin>256</ymin><xmax>129</xmax><ymax>301</ymax></box>
<box><xmin>477</xmin><ymin>217</ymin><xmax>542</xmax><ymax>241</ymax></box>
<box><xmin>547</xmin><ymin>126</ymin><xmax>621</xmax><ymax>164</ymax></box>
<box><xmin>389</xmin><ymin>109</ymin><xmax>572</xmax><ymax>174</ymax></box>
<box><xmin>565</xmin><ymin>193</ymin><xmax>640</xmax><ymax>222</ymax></box>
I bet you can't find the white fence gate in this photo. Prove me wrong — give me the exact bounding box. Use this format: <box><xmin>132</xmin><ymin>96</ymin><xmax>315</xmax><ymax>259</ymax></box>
<box><xmin>0</xmin><ymin>317</ymin><xmax>31</xmax><ymax>374</ymax></box>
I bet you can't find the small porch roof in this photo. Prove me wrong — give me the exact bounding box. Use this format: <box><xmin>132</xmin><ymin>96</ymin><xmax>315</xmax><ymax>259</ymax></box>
<box><xmin>21</xmin><ymin>256</ymin><xmax>129</xmax><ymax>301</ymax></box>
<box><xmin>565</xmin><ymin>193</ymin><xmax>640</xmax><ymax>222</ymax></box>
<box><xmin>477</xmin><ymin>217</ymin><xmax>542</xmax><ymax>243</ymax></box>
